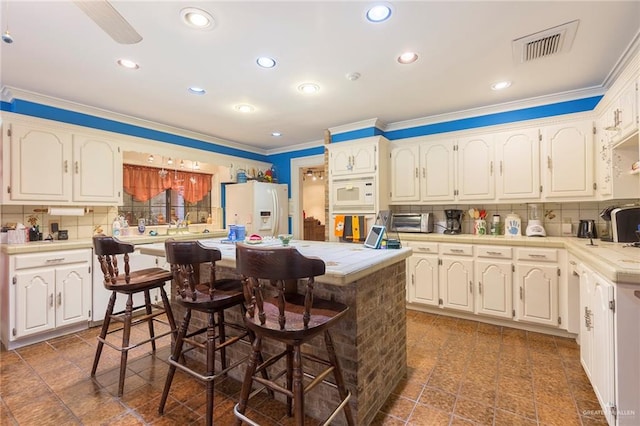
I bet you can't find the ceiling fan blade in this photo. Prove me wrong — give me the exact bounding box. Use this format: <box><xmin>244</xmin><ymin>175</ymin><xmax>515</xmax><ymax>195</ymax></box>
<box><xmin>74</xmin><ymin>0</ymin><xmax>142</xmax><ymax>44</ymax></box>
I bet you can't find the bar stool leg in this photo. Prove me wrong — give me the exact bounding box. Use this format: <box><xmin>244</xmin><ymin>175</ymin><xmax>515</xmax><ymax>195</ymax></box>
<box><xmin>286</xmin><ymin>344</ymin><xmax>294</xmax><ymax>417</ymax></box>
<box><xmin>324</xmin><ymin>330</ymin><xmax>355</xmax><ymax>426</ymax></box>
<box><xmin>92</xmin><ymin>291</ymin><xmax>116</xmax><ymax>376</ymax></box>
<box><xmin>159</xmin><ymin>287</ymin><xmax>178</xmax><ymax>345</ymax></box>
<box><xmin>206</xmin><ymin>312</ymin><xmax>216</xmax><ymax>426</ymax></box>
<box><xmin>159</xmin><ymin>309</ymin><xmax>192</xmax><ymax>414</ymax></box>
<box><xmin>234</xmin><ymin>335</ymin><xmax>263</xmax><ymax>426</ymax></box>
<box><xmin>292</xmin><ymin>344</ymin><xmax>304</xmax><ymax>424</ymax></box>
<box><xmin>217</xmin><ymin>310</ymin><xmax>227</xmax><ymax>370</ymax></box>
<box><xmin>116</xmin><ymin>293</ymin><xmax>134</xmax><ymax>396</ymax></box>
<box><xmin>144</xmin><ymin>289</ymin><xmax>156</xmax><ymax>352</ymax></box>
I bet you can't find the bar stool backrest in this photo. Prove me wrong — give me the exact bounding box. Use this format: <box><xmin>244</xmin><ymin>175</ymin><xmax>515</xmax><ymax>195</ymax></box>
<box><xmin>93</xmin><ymin>235</ymin><xmax>136</xmax><ymax>285</ymax></box>
<box><xmin>164</xmin><ymin>239</ymin><xmax>222</xmax><ymax>302</ymax></box>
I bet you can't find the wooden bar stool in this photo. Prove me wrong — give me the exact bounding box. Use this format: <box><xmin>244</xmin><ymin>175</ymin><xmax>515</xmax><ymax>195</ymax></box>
<box><xmin>92</xmin><ymin>235</ymin><xmax>177</xmax><ymax>397</ymax></box>
<box><xmin>234</xmin><ymin>243</ymin><xmax>354</xmax><ymax>426</ymax></box>
<box><xmin>159</xmin><ymin>239</ymin><xmax>254</xmax><ymax>426</ymax></box>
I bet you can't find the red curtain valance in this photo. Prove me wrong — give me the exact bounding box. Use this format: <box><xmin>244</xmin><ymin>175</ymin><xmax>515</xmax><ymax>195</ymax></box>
<box><xmin>123</xmin><ymin>164</ymin><xmax>212</xmax><ymax>203</ymax></box>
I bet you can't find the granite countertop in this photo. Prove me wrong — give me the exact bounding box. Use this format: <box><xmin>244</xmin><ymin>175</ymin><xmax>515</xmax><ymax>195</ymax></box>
<box><xmin>138</xmin><ymin>239</ymin><xmax>413</xmax><ymax>286</ymax></box>
<box><xmin>397</xmin><ymin>232</ymin><xmax>640</xmax><ymax>285</ymax></box>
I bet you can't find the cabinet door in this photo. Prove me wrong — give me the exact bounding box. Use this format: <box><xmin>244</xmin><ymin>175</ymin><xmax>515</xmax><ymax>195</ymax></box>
<box><xmin>456</xmin><ymin>135</ymin><xmax>495</xmax><ymax>200</ymax></box>
<box><xmin>617</xmin><ymin>80</ymin><xmax>638</xmax><ymax>141</ymax></box>
<box><xmin>515</xmin><ymin>264</ymin><xmax>558</xmax><ymax>327</ymax></box>
<box><xmin>595</xmin><ymin>120</ymin><xmax>613</xmax><ymax>197</ymax></box>
<box><xmin>542</xmin><ymin>121</ymin><xmax>594</xmax><ymax>198</ymax></box>
<box><xmin>578</xmin><ymin>265</ymin><xmax>594</xmax><ymax>379</ymax></box>
<box><xmin>329</xmin><ymin>142</ymin><xmax>376</xmax><ymax>176</ymax></box>
<box><xmin>495</xmin><ymin>129</ymin><xmax>540</xmax><ymax>200</ymax></box>
<box><xmin>408</xmin><ymin>254</ymin><xmax>439</xmax><ymax>306</ymax></box>
<box><xmin>475</xmin><ymin>259</ymin><xmax>512</xmax><ymax>319</ymax></box>
<box><xmin>14</xmin><ymin>267</ymin><xmax>56</xmax><ymax>337</ymax></box>
<box><xmin>330</xmin><ymin>145</ymin><xmax>353</xmax><ymax>176</ymax></box>
<box><xmin>390</xmin><ymin>145</ymin><xmax>420</xmax><ymax>202</ymax></box>
<box><xmin>421</xmin><ymin>140</ymin><xmax>456</xmax><ymax>201</ymax></box>
<box><xmin>73</xmin><ymin>135</ymin><xmax>123</xmax><ymax>203</ymax></box>
<box><xmin>8</xmin><ymin>123</ymin><xmax>72</xmax><ymax>201</ymax></box>
<box><xmin>351</xmin><ymin>144</ymin><xmax>377</xmax><ymax>174</ymax></box>
<box><xmin>55</xmin><ymin>264</ymin><xmax>91</xmax><ymax>327</ymax></box>
<box><xmin>440</xmin><ymin>257</ymin><xmax>474</xmax><ymax>312</ymax></box>
<box><xmin>590</xmin><ymin>274</ymin><xmax>615</xmax><ymax>426</ymax></box>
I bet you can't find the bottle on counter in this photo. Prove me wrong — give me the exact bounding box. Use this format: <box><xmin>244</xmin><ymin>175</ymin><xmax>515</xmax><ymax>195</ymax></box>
<box><xmin>112</xmin><ymin>216</ymin><xmax>121</xmax><ymax>237</ymax></box>
<box><xmin>491</xmin><ymin>214</ymin><xmax>501</xmax><ymax>236</ymax></box>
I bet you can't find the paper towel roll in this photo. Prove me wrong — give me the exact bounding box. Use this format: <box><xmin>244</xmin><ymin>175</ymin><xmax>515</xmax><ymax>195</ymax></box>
<box><xmin>47</xmin><ymin>207</ymin><xmax>85</xmax><ymax>216</ymax></box>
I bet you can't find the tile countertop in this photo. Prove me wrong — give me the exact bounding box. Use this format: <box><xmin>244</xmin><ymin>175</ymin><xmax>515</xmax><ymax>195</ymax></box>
<box><xmin>138</xmin><ymin>239</ymin><xmax>413</xmax><ymax>286</ymax></box>
<box><xmin>396</xmin><ymin>232</ymin><xmax>640</xmax><ymax>285</ymax></box>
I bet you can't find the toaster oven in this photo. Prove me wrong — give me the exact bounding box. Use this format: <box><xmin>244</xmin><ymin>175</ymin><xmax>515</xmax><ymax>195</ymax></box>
<box><xmin>390</xmin><ymin>213</ymin><xmax>434</xmax><ymax>233</ymax></box>
<box><xmin>611</xmin><ymin>206</ymin><xmax>640</xmax><ymax>243</ymax></box>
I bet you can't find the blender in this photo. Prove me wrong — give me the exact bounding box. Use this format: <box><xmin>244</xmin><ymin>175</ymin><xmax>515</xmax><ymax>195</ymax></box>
<box><xmin>444</xmin><ymin>209</ymin><xmax>463</xmax><ymax>234</ymax></box>
<box><xmin>525</xmin><ymin>204</ymin><xmax>546</xmax><ymax>237</ymax></box>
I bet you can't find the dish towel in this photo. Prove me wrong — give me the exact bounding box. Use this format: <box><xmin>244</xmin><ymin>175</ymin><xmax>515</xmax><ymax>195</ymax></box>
<box><xmin>334</xmin><ymin>215</ymin><xmax>345</xmax><ymax>237</ymax></box>
<box><xmin>340</xmin><ymin>216</ymin><xmax>366</xmax><ymax>242</ymax></box>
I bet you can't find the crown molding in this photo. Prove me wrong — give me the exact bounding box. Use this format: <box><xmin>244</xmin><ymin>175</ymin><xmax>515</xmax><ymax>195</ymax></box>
<box><xmin>1</xmin><ymin>86</ymin><xmax>269</xmax><ymax>156</ymax></box>
<box><xmin>266</xmin><ymin>138</ymin><xmax>325</xmax><ymax>156</ymax></box>
<box><xmin>328</xmin><ymin>118</ymin><xmax>387</xmax><ymax>135</ymax></box>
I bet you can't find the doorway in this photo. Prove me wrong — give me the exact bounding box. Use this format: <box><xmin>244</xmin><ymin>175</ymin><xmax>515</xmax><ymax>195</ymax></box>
<box><xmin>290</xmin><ymin>155</ymin><xmax>326</xmax><ymax>240</ymax></box>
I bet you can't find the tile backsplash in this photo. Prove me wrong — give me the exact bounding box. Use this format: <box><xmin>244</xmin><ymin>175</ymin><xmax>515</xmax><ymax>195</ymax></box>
<box><xmin>390</xmin><ymin>199</ymin><xmax>640</xmax><ymax>237</ymax></box>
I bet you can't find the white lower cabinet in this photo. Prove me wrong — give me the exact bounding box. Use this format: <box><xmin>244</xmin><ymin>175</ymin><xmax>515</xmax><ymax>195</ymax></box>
<box><xmin>439</xmin><ymin>244</ymin><xmax>474</xmax><ymax>312</ymax></box>
<box><xmin>475</xmin><ymin>246</ymin><xmax>513</xmax><ymax>319</ymax></box>
<box><xmin>579</xmin><ymin>263</ymin><xmax>616</xmax><ymax>426</ymax></box>
<box><xmin>407</xmin><ymin>243</ymin><xmax>439</xmax><ymax>306</ymax></box>
<box><xmin>1</xmin><ymin>249</ymin><xmax>92</xmax><ymax>349</ymax></box>
<box><xmin>514</xmin><ymin>248</ymin><xmax>559</xmax><ymax>327</ymax></box>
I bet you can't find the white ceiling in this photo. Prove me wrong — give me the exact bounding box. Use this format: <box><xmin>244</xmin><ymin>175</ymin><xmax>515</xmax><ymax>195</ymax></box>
<box><xmin>1</xmin><ymin>1</ymin><xmax>639</xmax><ymax>152</ymax></box>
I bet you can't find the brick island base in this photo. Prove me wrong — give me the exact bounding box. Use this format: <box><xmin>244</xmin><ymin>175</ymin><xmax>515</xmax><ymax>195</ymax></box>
<box><xmin>170</xmin><ymin>260</ymin><xmax>407</xmax><ymax>425</ymax></box>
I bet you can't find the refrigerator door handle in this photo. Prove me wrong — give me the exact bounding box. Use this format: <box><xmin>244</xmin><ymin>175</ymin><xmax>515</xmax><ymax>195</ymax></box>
<box><xmin>271</xmin><ymin>189</ymin><xmax>279</xmax><ymax>236</ymax></box>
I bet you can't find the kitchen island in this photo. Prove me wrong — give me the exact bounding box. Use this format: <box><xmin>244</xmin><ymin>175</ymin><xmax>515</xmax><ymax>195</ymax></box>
<box><xmin>138</xmin><ymin>239</ymin><xmax>412</xmax><ymax>425</ymax></box>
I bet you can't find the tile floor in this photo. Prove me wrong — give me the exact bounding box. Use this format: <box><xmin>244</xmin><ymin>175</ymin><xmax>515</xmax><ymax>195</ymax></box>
<box><xmin>0</xmin><ymin>310</ymin><xmax>607</xmax><ymax>425</ymax></box>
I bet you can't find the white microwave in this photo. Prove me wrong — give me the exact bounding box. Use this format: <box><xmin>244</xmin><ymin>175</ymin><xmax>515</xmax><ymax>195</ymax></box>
<box><xmin>331</xmin><ymin>177</ymin><xmax>375</xmax><ymax>211</ymax></box>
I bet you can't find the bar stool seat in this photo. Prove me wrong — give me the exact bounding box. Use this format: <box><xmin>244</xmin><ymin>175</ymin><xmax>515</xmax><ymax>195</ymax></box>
<box><xmin>234</xmin><ymin>243</ymin><xmax>354</xmax><ymax>426</ymax></box>
<box><xmin>159</xmin><ymin>239</ymin><xmax>257</xmax><ymax>426</ymax></box>
<box><xmin>92</xmin><ymin>235</ymin><xmax>178</xmax><ymax>397</ymax></box>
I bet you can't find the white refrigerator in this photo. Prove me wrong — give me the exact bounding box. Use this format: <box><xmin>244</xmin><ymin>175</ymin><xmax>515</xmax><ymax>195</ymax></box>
<box><xmin>225</xmin><ymin>181</ymin><xmax>289</xmax><ymax>237</ymax></box>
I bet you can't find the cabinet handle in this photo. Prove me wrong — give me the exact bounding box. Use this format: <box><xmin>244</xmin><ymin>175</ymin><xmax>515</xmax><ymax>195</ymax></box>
<box><xmin>417</xmin><ymin>247</ymin><xmax>431</xmax><ymax>252</ymax></box>
<box><xmin>46</xmin><ymin>258</ymin><xmax>65</xmax><ymax>263</ymax></box>
<box><xmin>520</xmin><ymin>287</ymin><xmax>523</xmax><ymax>300</ymax></box>
<box><xmin>415</xmin><ymin>168</ymin><xmax>418</xmax><ymax>178</ymax></box>
<box><xmin>64</xmin><ymin>160</ymin><xmax>68</xmax><ymax>173</ymax></box>
<box><xmin>57</xmin><ymin>292</ymin><xmax>62</xmax><ymax>306</ymax></box>
<box><xmin>469</xmin><ymin>281</ymin><xmax>473</xmax><ymax>293</ymax></box>
<box><xmin>49</xmin><ymin>294</ymin><xmax>54</xmax><ymax>308</ymax></box>
<box><xmin>478</xmin><ymin>282</ymin><xmax>482</xmax><ymax>294</ymax></box>
<box><xmin>75</xmin><ymin>161</ymin><xmax>79</xmax><ymax>174</ymax></box>
<box><xmin>490</xmin><ymin>161</ymin><xmax>493</xmax><ymax>176</ymax></box>
<box><xmin>499</xmin><ymin>161</ymin><xmax>503</xmax><ymax>176</ymax></box>
<box><xmin>528</xmin><ymin>254</ymin><xmax>547</xmax><ymax>259</ymax></box>
<box><xmin>451</xmin><ymin>249</ymin><xmax>464</xmax><ymax>253</ymax></box>
<box><xmin>422</xmin><ymin>167</ymin><xmax>426</xmax><ymax>178</ymax></box>
<box><xmin>486</xmin><ymin>251</ymin><xmax>503</xmax><ymax>256</ymax></box>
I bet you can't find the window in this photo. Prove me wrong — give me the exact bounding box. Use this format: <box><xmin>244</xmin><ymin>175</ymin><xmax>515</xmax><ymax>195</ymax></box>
<box><xmin>121</xmin><ymin>189</ymin><xmax>211</xmax><ymax>226</ymax></box>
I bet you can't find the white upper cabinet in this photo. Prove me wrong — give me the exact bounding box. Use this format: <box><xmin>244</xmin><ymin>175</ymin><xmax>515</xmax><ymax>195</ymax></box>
<box><xmin>389</xmin><ymin>144</ymin><xmax>420</xmax><ymax>202</ymax></box>
<box><xmin>494</xmin><ymin>129</ymin><xmax>541</xmax><ymax>200</ymax></box>
<box><xmin>542</xmin><ymin>120</ymin><xmax>595</xmax><ymax>199</ymax></box>
<box><xmin>603</xmin><ymin>79</ymin><xmax>638</xmax><ymax>145</ymax></box>
<box><xmin>7</xmin><ymin>123</ymin><xmax>73</xmax><ymax>202</ymax></box>
<box><xmin>329</xmin><ymin>138</ymin><xmax>378</xmax><ymax>177</ymax></box>
<box><xmin>2</xmin><ymin>117</ymin><xmax>123</xmax><ymax>205</ymax></box>
<box><xmin>456</xmin><ymin>135</ymin><xmax>495</xmax><ymax>201</ymax></box>
<box><xmin>72</xmin><ymin>134</ymin><xmax>122</xmax><ymax>203</ymax></box>
<box><xmin>422</xmin><ymin>140</ymin><xmax>456</xmax><ymax>201</ymax></box>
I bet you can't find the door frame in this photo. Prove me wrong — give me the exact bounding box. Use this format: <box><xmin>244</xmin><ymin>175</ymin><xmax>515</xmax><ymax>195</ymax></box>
<box><xmin>290</xmin><ymin>154</ymin><xmax>325</xmax><ymax>239</ymax></box>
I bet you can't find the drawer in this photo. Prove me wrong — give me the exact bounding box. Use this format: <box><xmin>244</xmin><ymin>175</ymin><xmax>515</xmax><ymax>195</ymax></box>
<box><xmin>13</xmin><ymin>249</ymin><xmax>92</xmax><ymax>270</ymax></box>
<box><xmin>407</xmin><ymin>242</ymin><xmax>438</xmax><ymax>254</ymax></box>
<box><xmin>516</xmin><ymin>248</ymin><xmax>558</xmax><ymax>262</ymax></box>
<box><xmin>440</xmin><ymin>243</ymin><xmax>473</xmax><ymax>256</ymax></box>
<box><xmin>476</xmin><ymin>245</ymin><xmax>512</xmax><ymax>259</ymax></box>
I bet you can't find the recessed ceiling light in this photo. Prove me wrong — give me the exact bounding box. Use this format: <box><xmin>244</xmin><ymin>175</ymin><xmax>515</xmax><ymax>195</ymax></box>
<box><xmin>181</xmin><ymin>7</ymin><xmax>214</xmax><ymax>29</ymax></box>
<box><xmin>491</xmin><ymin>81</ymin><xmax>512</xmax><ymax>90</ymax></box>
<box><xmin>235</xmin><ymin>104</ymin><xmax>255</xmax><ymax>113</ymax></box>
<box><xmin>188</xmin><ymin>87</ymin><xmax>206</xmax><ymax>95</ymax></box>
<box><xmin>271</xmin><ymin>132</ymin><xmax>282</xmax><ymax>137</ymax></box>
<box><xmin>366</xmin><ymin>4</ymin><xmax>392</xmax><ymax>23</ymax></box>
<box><xmin>117</xmin><ymin>58</ymin><xmax>139</xmax><ymax>69</ymax></box>
<box><xmin>397</xmin><ymin>52</ymin><xmax>418</xmax><ymax>64</ymax></box>
<box><xmin>257</xmin><ymin>57</ymin><xmax>276</xmax><ymax>68</ymax></box>
<box><xmin>298</xmin><ymin>83</ymin><xmax>320</xmax><ymax>94</ymax></box>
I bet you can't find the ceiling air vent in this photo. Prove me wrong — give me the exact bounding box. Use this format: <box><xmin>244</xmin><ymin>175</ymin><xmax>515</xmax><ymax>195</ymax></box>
<box><xmin>512</xmin><ymin>20</ymin><xmax>579</xmax><ymax>63</ymax></box>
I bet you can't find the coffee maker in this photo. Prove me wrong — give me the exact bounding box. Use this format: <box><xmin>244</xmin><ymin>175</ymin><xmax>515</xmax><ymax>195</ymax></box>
<box><xmin>444</xmin><ymin>209</ymin><xmax>463</xmax><ymax>234</ymax></box>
